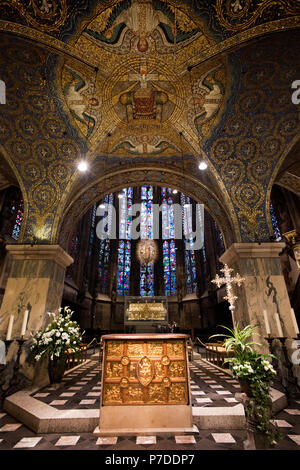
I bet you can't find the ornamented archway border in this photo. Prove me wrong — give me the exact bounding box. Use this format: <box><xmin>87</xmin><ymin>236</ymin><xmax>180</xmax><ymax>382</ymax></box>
<box><xmin>56</xmin><ymin>166</ymin><xmax>238</xmax><ymax>251</ymax></box>
<box><xmin>0</xmin><ymin>143</ymin><xmax>29</xmax><ymax>241</ymax></box>
<box><xmin>266</xmin><ymin>133</ymin><xmax>300</xmax><ymax>234</ymax></box>
<box><xmin>1</xmin><ymin>15</ymin><xmax>300</xmax><ymax>75</ymax></box>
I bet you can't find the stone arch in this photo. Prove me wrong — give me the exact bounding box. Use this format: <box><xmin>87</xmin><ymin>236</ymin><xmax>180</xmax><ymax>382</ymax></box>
<box><xmin>56</xmin><ymin>166</ymin><xmax>237</xmax><ymax>252</ymax></box>
<box><xmin>266</xmin><ymin>133</ymin><xmax>300</xmax><ymax>234</ymax></box>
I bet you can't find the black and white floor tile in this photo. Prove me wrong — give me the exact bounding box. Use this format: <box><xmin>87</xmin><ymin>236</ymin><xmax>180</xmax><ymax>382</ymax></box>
<box><xmin>0</xmin><ymin>351</ymin><xmax>299</xmax><ymax>450</ymax></box>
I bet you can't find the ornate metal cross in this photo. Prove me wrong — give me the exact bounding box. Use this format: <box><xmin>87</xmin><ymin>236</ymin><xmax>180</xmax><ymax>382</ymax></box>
<box><xmin>211</xmin><ymin>264</ymin><xmax>245</xmax><ymax>324</ymax></box>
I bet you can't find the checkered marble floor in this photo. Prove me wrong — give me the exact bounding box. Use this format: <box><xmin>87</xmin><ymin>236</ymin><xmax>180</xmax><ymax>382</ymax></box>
<box><xmin>1</xmin><ymin>351</ymin><xmax>300</xmax><ymax>450</ymax></box>
<box><xmin>29</xmin><ymin>360</ymin><xmax>102</xmax><ymax>410</ymax></box>
<box><xmin>28</xmin><ymin>356</ymin><xmax>239</xmax><ymax>411</ymax></box>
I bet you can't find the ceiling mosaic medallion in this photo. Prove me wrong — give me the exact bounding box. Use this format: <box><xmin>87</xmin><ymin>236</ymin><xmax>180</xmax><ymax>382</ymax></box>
<box><xmin>59</xmin><ymin>0</ymin><xmax>229</xmax><ymax>157</ymax></box>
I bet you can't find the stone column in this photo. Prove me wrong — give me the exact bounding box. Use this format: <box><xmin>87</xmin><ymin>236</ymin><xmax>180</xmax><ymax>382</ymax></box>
<box><xmin>220</xmin><ymin>242</ymin><xmax>300</xmax><ymax>385</ymax></box>
<box><xmin>0</xmin><ymin>244</ymin><xmax>73</xmax><ymax>387</ymax></box>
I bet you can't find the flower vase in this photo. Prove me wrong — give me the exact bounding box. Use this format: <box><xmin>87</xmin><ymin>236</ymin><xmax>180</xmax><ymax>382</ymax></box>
<box><xmin>48</xmin><ymin>356</ymin><xmax>66</xmax><ymax>384</ymax></box>
<box><xmin>238</xmin><ymin>379</ymin><xmax>253</xmax><ymax>397</ymax></box>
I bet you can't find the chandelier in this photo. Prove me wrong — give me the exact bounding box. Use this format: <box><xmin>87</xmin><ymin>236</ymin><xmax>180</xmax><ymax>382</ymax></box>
<box><xmin>136</xmin><ymin>239</ymin><xmax>158</xmax><ymax>265</ymax></box>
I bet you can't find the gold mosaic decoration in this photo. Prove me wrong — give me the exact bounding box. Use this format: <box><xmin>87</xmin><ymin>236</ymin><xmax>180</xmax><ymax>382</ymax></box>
<box><xmin>102</xmin><ymin>338</ymin><xmax>188</xmax><ymax>406</ymax></box>
<box><xmin>58</xmin><ymin>0</ymin><xmax>228</xmax><ymax>157</ymax></box>
<box><xmin>126</xmin><ymin>301</ymin><xmax>167</xmax><ymax>321</ymax></box>
<box><xmin>215</xmin><ymin>0</ymin><xmax>300</xmax><ymax>32</ymax></box>
<box><xmin>2</xmin><ymin>0</ymin><xmax>68</xmax><ymax>32</ymax></box>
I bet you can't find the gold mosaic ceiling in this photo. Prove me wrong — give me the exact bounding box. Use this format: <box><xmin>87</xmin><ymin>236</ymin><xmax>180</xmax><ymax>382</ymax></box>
<box><xmin>0</xmin><ymin>0</ymin><xmax>300</xmax><ymax>246</ymax></box>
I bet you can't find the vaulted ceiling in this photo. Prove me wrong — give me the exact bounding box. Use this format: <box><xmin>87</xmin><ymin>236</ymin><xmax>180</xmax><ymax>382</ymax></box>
<box><xmin>0</xmin><ymin>0</ymin><xmax>299</xmax><ymax>247</ymax></box>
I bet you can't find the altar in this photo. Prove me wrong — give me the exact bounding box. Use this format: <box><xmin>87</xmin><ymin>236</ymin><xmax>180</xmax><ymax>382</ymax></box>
<box><xmin>124</xmin><ymin>296</ymin><xmax>168</xmax><ymax>333</ymax></box>
<box><xmin>94</xmin><ymin>333</ymin><xmax>194</xmax><ymax>436</ymax></box>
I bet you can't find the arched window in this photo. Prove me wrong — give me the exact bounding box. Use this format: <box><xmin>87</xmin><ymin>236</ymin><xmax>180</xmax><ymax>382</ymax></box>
<box><xmin>11</xmin><ymin>199</ymin><xmax>24</xmax><ymax>241</ymax></box>
<box><xmin>98</xmin><ymin>193</ymin><xmax>114</xmax><ymax>293</ymax></box>
<box><xmin>161</xmin><ymin>188</ymin><xmax>176</xmax><ymax>296</ymax></box>
<box><xmin>182</xmin><ymin>194</ymin><xmax>197</xmax><ymax>294</ymax></box>
<box><xmin>117</xmin><ymin>188</ymin><xmax>133</xmax><ymax>295</ymax></box>
<box><xmin>270</xmin><ymin>201</ymin><xmax>282</xmax><ymax>241</ymax></box>
<box><xmin>140</xmin><ymin>185</ymin><xmax>154</xmax><ymax>296</ymax></box>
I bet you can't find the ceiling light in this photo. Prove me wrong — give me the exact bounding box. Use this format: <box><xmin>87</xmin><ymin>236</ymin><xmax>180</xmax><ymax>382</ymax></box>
<box><xmin>78</xmin><ymin>161</ymin><xmax>88</xmax><ymax>172</ymax></box>
<box><xmin>99</xmin><ymin>203</ymin><xmax>105</xmax><ymax>209</ymax></box>
<box><xmin>199</xmin><ymin>161</ymin><xmax>208</xmax><ymax>170</ymax></box>
<box><xmin>173</xmin><ymin>189</ymin><xmax>178</xmax><ymax>194</ymax></box>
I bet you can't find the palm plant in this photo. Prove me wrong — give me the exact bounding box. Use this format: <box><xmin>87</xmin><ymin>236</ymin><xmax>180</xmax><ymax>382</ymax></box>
<box><xmin>210</xmin><ymin>323</ymin><xmax>281</xmax><ymax>446</ymax></box>
<box><xmin>209</xmin><ymin>323</ymin><xmax>261</xmax><ymax>362</ymax></box>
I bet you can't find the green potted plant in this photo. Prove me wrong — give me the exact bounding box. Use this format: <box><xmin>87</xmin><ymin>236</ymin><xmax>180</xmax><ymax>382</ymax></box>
<box><xmin>210</xmin><ymin>324</ymin><xmax>281</xmax><ymax>447</ymax></box>
<box><xmin>30</xmin><ymin>306</ymin><xmax>84</xmax><ymax>383</ymax></box>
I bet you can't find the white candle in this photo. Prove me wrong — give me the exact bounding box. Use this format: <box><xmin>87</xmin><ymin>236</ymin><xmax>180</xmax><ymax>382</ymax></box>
<box><xmin>263</xmin><ymin>310</ymin><xmax>271</xmax><ymax>335</ymax></box>
<box><xmin>20</xmin><ymin>310</ymin><xmax>29</xmax><ymax>337</ymax></box>
<box><xmin>6</xmin><ymin>315</ymin><xmax>14</xmax><ymax>340</ymax></box>
<box><xmin>290</xmin><ymin>308</ymin><xmax>299</xmax><ymax>336</ymax></box>
<box><xmin>275</xmin><ymin>313</ymin><xmax>284</xmax><ymax>337</ymax></box>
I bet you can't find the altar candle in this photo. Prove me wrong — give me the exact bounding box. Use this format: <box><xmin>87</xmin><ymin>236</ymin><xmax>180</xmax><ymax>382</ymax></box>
<box><xmin>263</xmin><ymin>310</ymin><xmax>271</xmax><ymax>335</ymax></box>
<box><xmin>6</xmin><ymin>315</ymin><xmax>14</xmax><ymax>340</ymax></box>
<box><xmin>290</xmin><ymin>308</ymin><xmax>299</xmax><ymax>336</ymax></box>
<box><xmin>20</xmin><ymin>310</ymin><xmax>29</xmax><ymax>337</ymax></box>
<box><xmin>275</xmin><ymin>313</ymin><xmax>284</xmax><ymax>337</ymax></box>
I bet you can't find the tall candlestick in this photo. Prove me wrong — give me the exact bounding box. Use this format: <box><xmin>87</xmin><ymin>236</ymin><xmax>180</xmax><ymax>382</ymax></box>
<box><xmin>20</xmin><ymin>310</ymin><xmax>29</xmax><ymax>337</ymax></box>
<box><xmin>275</xmin><ymin>312</ymin><xmax>284</xmax><ymax>337</ymax></box>
<box><xmin>263</xmin><ymin>310</ymin><xmax>271</xmax><ymax>335</ymax></box>
<box><xmin>6</xmin><ymin>315</ymin><xmax>14</xmax><ymax>340</ymax></box>
<box><xmin>290</xmin><ymin>308</ymin><xmax>299</xmax><ymax>336</ymax></box>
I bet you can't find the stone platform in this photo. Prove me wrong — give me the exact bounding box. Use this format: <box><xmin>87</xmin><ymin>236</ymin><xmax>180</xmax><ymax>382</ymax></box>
<box><xmin>3</xmin><ymin>352</ymin><xmax>287</xmax><ymax>434</ymax></box>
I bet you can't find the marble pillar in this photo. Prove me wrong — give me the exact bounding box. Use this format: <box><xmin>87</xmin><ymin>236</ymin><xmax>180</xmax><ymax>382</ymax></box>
<box><xmin>220</xmin><ymin>242</ymin><xmax>300</xmax><ymax>385</ymax></box>
<box><xmin>0</xmin><ymin>245</ymin><xmax>73</xmax><ymax>386</ymax></box>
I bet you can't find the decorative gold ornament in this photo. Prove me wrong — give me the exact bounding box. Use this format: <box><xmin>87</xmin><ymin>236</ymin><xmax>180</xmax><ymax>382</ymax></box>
<box><xmin>136</xmin><ymin>238</ymin><xmax>158</xmax><ymax>265</ymax></box>
<box><xmin>283</xmin><ymin>230</ymin><xmax>300</xmax><ymax>269</ymax></box>
<box><xmin>161</xmin><ymin>355</ymin><xmax>171</xmax><ymax>366</ymax></box>
<box><xmin>137</xmin><ymin>356</ymin><xmax>153</xmax><ymax>387</ymax></box>
<box><xmin>127</xmin><ymin>301</ymin><xmax>166</xmax><ymax>321</ymax></box>
<box><xmin>215</xmin><ymin>0</ymin><xmax>300</xmax><ymax>32</ymax></box>
<box><xmin>211</xmin><ymin>264</ymin><xmax>245</xmax><ymax>321</ymax></box>
<box><xmin>121</xmin><ymin>356</ymin><xmax>130</xmax><ymax>365</ymax></box>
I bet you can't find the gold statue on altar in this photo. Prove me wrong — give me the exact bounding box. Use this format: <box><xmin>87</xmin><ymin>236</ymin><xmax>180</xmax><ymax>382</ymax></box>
<box><xmin>126</xmin><ymin>300</ymin><xmax>167</xmax><ymax>321</ymax></box>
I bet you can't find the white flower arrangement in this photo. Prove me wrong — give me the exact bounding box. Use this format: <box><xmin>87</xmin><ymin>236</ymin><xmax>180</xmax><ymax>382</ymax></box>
<box><xmin>30</xmin><ymin>306</ymin><xmax>84</xmax><ymax>362</ymax></box>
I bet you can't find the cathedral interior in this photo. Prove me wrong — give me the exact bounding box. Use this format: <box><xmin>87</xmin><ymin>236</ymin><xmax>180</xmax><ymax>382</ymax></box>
<box><xmin>0</xmin><ymin>0</ymin><xmax>300</xmax><ymax>454</ymax></box>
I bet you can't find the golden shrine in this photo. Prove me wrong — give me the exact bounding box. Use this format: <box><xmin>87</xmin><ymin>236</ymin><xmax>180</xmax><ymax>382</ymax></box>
<box><xmin>126</xmin><ymin>301</ymin><xmax>167</xmax><ymax>321</ymax></box>
<box><xmin>94</xmin><ymin>334</ymin><xmax>194</xmax><ymax>436</ymax></box>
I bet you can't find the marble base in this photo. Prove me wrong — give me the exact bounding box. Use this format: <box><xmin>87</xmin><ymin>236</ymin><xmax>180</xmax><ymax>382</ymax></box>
<box><xmin>3</xmin><ymin>386</ymin><xmax>286</xmax><ymax>434</ymax></box>
<box><xmin>97</xmin><ymin>404</ymin><xmax>193</xmax><ymax>435</ymax></box>
<box><xmin>192</xmin><ymin>404</ymin><xmax>246</xmax><ymax>430</ymax></box>
<box><xmin>3</xmin><ymin>390</ymin><xmax>99</xmax><ymax>433</ymax></box>
<box><xmin>93</xmin><ymin>425</ymin><xmax>198</xmax><ymax>437</ymax></box>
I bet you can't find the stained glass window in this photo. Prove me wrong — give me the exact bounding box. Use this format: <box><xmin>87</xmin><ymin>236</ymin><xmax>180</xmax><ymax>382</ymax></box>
<box><xmin>117</xmin><ymin>188</ymin><xmax>133</xmax><ymax>295</ymax></box>
<box><xmin>270</xmin><ymin>201</ymin><xmax>282</xmax><ymax>241</ymax></box>
<box><xmin>140</xmin><ymin>186</ymin><xmax>154</xmax><ymax>296</ymax></box>
<box><xmin>98</xmin><ymin>194</ymin><xmax>113</xmax><ymax>293</ymax></box>
<box><xmin>182</xmin><ymin>193</ymin><xmax>197</xmax><ymax>294</ymax></box>
<box><xmin>11</xmin><ymin>199</ymin><xmax>24</xmax><ymax>241</ymax></box>
<box><xmin>66</xmin><ymin>228</ymin><xmax>80</xmax><ymax>279</ymax></box>
<box><xmin>161</xmin><ymin>188</ymin><xmax>176</xmax><ymax>296</ymax></box>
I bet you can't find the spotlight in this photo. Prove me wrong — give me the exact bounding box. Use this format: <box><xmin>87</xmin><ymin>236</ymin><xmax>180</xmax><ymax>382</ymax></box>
<box><xmin>198</xmin><ymin>161</ymin><xmax>208</xmax><ymax>170</ymax></box>
<box><xmin>78</xmin><ymin>161</ymin><xmax>88</xmax><ymax>172</ymax></box>
<box><xmin>99</xmin><ymin>203</ymin><xmax>105</xmax><ymax>209</ymax></box>
<box><xmin>173</xmin><ymin>189</ymin><xmax>178</xmax><ymax>194</ymax></box>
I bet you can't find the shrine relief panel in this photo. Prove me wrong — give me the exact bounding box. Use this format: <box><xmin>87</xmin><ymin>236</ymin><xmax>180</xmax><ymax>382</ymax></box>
<box><xmin>102</xmin><ymin>338</ymin><xmax>189</xmax><ymax>405</ymax></box>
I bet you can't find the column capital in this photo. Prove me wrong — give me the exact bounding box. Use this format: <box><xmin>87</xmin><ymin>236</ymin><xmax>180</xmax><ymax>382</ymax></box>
<box><xmin>220</xmin><ymin>242</ymin><xmax>286</xmax><ymax>266</ymax></box>
<box><xmin>5</xmin><ymin>244</ymin><xmax>73</xmax><ymax>269</ymax></box>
